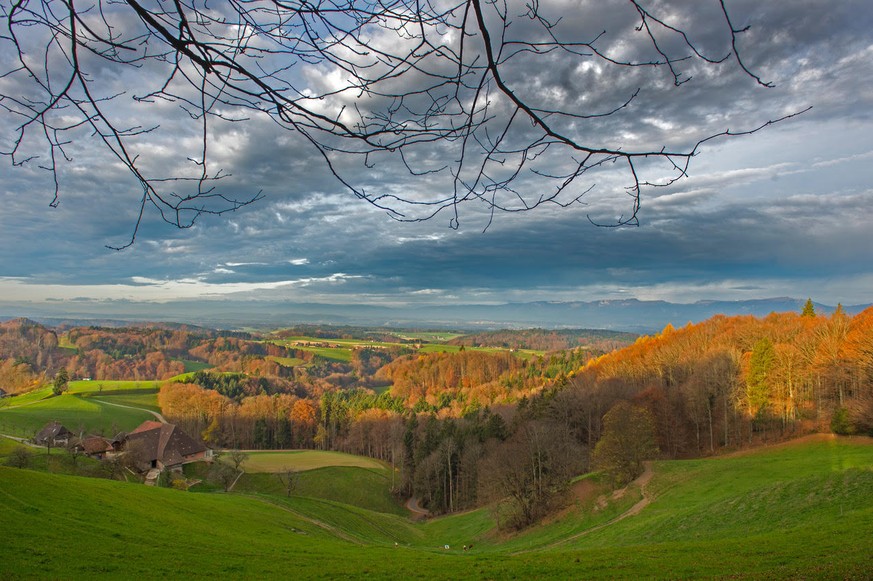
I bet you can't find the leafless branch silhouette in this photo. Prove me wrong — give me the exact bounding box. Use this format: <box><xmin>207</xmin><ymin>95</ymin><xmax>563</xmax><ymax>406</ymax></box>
<box><xmin>0</xmin><ymin>0</ymin><xmax>804</xmax><ymax>248</ymax></box>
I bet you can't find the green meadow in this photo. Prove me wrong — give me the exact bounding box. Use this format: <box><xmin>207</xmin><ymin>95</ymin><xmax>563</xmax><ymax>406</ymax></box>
<box><xmin>267</xmin><ymin>355</ymin><xmax>306</xmax><ymax>368</ymax></box>
<box><xmin>178</xmin><ymin>359</ymin><xmax>213</xmax><ymax>373</ymax></box>
<box><xmin>2</xmin><ymin>435</ymin><xmax>872</xmax><ymax>578</ymax></box>
<box><xmin>270</xmin><ymin>336</ymin><xmax>544</xmax><ymax>363</ymax></box>
<box><xmin>0</xmin><ymin>380</ymin><xmax>160</xmax><ymax>437</ymax></box>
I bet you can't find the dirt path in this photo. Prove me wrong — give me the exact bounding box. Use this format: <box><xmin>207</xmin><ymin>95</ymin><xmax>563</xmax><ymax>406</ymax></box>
<box><xmin>405</xmin><ymin>496</ymin><xmax>429</xmax><ymax>519</ymax></box>
<box><xmin>611</xmin><ymin>461</ymin><xmax>654</xmax><ymax>520</ymax></box>
<box><xmin>516</xmin><ymin>461</ymin><xmax>655</xmax><ymax>554</ymax></box>
<box><xmin>227</xmin><ymin>469</ymin><xmax>245</xmax><ymax>492</ymax></box>
<box><xmin>91</xmin><ymin>398</ymin><xmax>167</xmax><ymax>423</ymax></box>
<box><xmin>0</xmin><ymin>433</ymin><xmax>42</xmax><ymax>447</ymax></box>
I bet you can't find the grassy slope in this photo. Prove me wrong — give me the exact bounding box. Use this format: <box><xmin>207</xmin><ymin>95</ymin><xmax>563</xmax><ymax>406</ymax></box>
<box><xmin>66</xmin><ymin>380</ymin><xmax>161</xmax><ymax>395</ymax></box>
<box><xmin>0</xmin><ymin>393</ymin><xmax>154</xmax><ymax>437</ymax></box>
<box><xmin>3</xmin><ymin>437</ymin><xmax>873</xmax><ymax>578</ymax></box>
<box><xmin>252</xmin><ymin>467</ymin><xmax>406</xmax><ymax>516</ymax></box>
<box><xmin>0</xmin><ymin>380</ymin><xmax>161</xmax><ymax>437</ymax></box>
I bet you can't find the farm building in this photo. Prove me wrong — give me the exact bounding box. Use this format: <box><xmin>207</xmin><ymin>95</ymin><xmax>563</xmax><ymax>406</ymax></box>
<box><xmin>71</xmin><ymin>435</ymin><xmax>115</xmax><ymax>459</ymax></box>
<box><xmin>33</xmin><ymin>421</ymin><xmax>73</xmax><ymax>447</ymax></box>
<box><xmin>123</xmin><ymin>421</ymin><xmax>208</xmax><ymax>471</ymax></box>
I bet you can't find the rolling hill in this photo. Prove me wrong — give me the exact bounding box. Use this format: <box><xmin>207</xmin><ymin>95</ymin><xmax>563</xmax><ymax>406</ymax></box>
<box><xmin>2</xmin><ymin>435</ymin><xmax>872</xmax><ymax>578</ymax></box>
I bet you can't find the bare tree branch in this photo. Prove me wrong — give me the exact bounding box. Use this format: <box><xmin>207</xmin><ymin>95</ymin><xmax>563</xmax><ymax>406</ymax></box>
<box><xmin>0</xmin><ymin>0</ymin><xmax>803</xmax><ymax>247</ymax></box>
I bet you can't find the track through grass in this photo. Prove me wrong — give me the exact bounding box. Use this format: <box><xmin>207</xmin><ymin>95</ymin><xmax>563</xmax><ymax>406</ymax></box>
<box><xmin>3</xmin><ymin>436</ymin><xmax>873</xmax><ymax>578</ymax></box>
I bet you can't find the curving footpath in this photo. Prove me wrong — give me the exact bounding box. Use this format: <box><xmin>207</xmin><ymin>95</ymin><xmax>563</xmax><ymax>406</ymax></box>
<box><xmin>515</xmin><ymin>461</ymin><xmax>655</xmax><ymax>554</ymax></box>
<box><xmin>405</xmin><ymin>496</ymin><xmax>430</xmax><ymax>519</ymax></box>
<box><xmin>91</xmin><ymin>398</ymin><xmax>167</xmax><ymax>424</ymax></box>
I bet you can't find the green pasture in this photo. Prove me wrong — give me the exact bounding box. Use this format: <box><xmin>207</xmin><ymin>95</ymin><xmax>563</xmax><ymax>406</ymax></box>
<box><xmin>3</xmin><ymin>436</ymin><xmax>873</xmax><ymax>578</ymax></box>
<box><xmin>272</xmin><ymin>336</ymin><xmax>543</xmax><ymax>362</ymax></box>
<box><xmin>239</xmin><ymin>449</ymin><xmax>386</xmax><ymax>473</ymax></box>
<box><xmin>417</xmin><ymin>343</ymin><xmax>544</xmax><ymax>358</ymax></box>
<box><xmin>267</xmin><ymin>355</ymin><xmax>306</xmax><ymax>367</ymax></box>
<box><xmin>234</xmin><ymin>466</ymin><xmax>406</xmax><ymax>516</ymax></box>
<box><xmin>392</xmin><ymin>331</ymin><xmax>463</xmax><ymax>342</ymax></box>
<box><xmin>0</xmin><ymin>392</ymin><xmax>154</xmax><ymax>438</ymax></box>
<box><xmin>290</xmin><ymin>344</ymin><xmax>353</xmax><ymax>362</ymax></box>
<box><xmin>0</xmin><ymin>386</ymin><xmax>54</xmax><ymax>408</ymax></box>
<box><xmin>91</xmin><ymin>392</ymin><xmax>160</xmax><ymax>412</ymax></box>
<box><xmin>276</xmin><ymin>336</ymin><xmax>408</xmax><ymax>349</ymax></box>
<box><xmin>66</xmin><ymin>380</ymin><xmax>160</xmax><ymax>394</ymax></box>
<box><xmin>67</xmin><ymin>380</ymin><xmax>161</xmax><ymax>412</ymax></box>
<box><xmin>496</xmin><ymin>435</ymin><xmax>873</xmax><ymax>555</ymax></box>
<box><xmin>179</xmin><ymin>359</ymin><xmax>212</xmax><ymax>373</ymax></box>
<box><xmin>0</xmin><ymin>435</ymin><xmax>21</xmax><ymax>455</ymax></box>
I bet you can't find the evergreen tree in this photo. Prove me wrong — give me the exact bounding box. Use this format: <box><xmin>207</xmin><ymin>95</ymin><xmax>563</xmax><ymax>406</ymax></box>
<box><xmin>747</xmin><ymin>338</ymin><xmax>775</xmax><ymax>418</ymax></box>
<box><xmin>801</xmin><ymin>298</ymin><xmax>816</xmax><ymax>317</ymax></box>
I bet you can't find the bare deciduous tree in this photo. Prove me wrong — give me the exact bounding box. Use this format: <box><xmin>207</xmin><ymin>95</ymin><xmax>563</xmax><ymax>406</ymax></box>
<box><xmin>479</xmin><ymin>421</ymin><xmax>583</xmax><ymax>529</ymax></box>
<box><xmin>209</xmin><ymin>460</ymin><xmax>239</xmax><ymax>492</ymax></box>
<box><xmin>276</xmin><ymin>465</ymin><xmax>300</xmax><ymax>497</ymax></box>
<box><xmin>227</xmin><ymin>449</ymin><xmax>249</xmax><ymax>472</ymax></box>
<box><xmin>0</xmin><ymin>1</ymin><xmax>805</xmax><ymax>248</ymax></box>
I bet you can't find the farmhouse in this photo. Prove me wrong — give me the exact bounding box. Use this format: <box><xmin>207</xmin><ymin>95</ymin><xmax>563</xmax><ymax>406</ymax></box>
<box><xmin>123</xmin><ymin>421</ymin><xmax>208</xmax><ymax>471</ymax></box>
<box><xmin>33</xmin><ymin>421</ymin><xmax>73</xmax><ymax>447</ymax></box>
<box><xmin>71</xmin><ymin>435</ymin><xmax>115</xmax><ymax>459</ymax></box>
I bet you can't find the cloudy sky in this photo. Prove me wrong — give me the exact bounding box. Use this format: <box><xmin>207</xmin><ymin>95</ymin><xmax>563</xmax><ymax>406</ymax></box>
<box><xmin>1</xmin><ymin>0</ymin><xmax>872</xmax><ymax>318</ymax></box>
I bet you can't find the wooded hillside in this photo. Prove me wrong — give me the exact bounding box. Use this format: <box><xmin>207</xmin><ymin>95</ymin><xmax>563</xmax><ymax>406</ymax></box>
<box><xmin>4</xmin><ymin>307</ymin><xmax>872</xmax><ymax>526</ymax></box>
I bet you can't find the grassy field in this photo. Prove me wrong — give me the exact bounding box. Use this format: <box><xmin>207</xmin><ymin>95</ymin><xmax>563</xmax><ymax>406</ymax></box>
<box><xmin>0</xmin><ymin>386</ymin><xmax>54</xmax><ymax>407</ymax></box>
<box><xmin>178</xmin><ymin>359</ymin><xmax>213</xmax><ymax>373</ymax></box>
<box><xmin>2</xmin><ymin>436</ymin><xmax>873</xmax><ymax>578</ymax></box>
<box><xmin>271</xmin><ymin>336</ymin><xmax>545</xmax><ymax>363</ymax></box>
<box><xmin>391</xmin><ymin>331</ymin><xmax>464</xmax><ymax>342</ymax></box>
<box><xmin>239</xmin><ymin>449</ymin><xmax>386</xmax><ymax>472</ymax></box>
<box><xmin>0</xmin><ymin>381</ymin><xmax>159</xmax><ymax>438</ymax></box>
<box><xmin>0</xmin><ymin>394</ymin><xmax>154</xmax><ymax>437</ymax></box>
<box><xmin>267</xmin><ymin>355</ymin><xmax>306</xmax><ymax>367</ymax></box>
<box><xmin>232</xmin><ymin>466</ymin><xmax>407</xmax><ymax>516</ymax></box>
<box><xmin>0</xmin><ymin>440</ymin><xmax>873</xmax><ymax>579</ymax></box>
<box><xmin>66</xmin><ymin>380</ymin><xmax>162</xmax><ymax>412</ymax></box>
<box><xmin>66</xmin><ymin>380</ymin><xmax>162</xmax><ymax>394</ymax></box>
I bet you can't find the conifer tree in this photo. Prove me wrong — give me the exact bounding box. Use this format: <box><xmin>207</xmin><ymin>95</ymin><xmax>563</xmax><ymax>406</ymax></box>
<box><xmin>802</xmin><ymin>298</ymin><xmax>816</xmax><ymax>317</ymax></box>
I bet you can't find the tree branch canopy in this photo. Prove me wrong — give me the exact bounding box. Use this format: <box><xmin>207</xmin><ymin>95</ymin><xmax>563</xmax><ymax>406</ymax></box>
<box><xmin>0</xmin><ymin>0</ymin><xmax>802</xmax><ymax>247</ymax></box>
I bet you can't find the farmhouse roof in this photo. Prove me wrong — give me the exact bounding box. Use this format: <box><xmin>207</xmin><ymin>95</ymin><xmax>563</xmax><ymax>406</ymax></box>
<box><xmin>130</xmin><ymin>420</ymin><xmax>163</xmax><ymax>434</ymax></box>
<box><xmin>125</xmin><ymin>421</ymin><xmax>206</xmax><ymax>467</ymax></box>
<box><xmin>33</xmin><ymin>421</ymin><xmax>72</xmax><ymax>444</ymax></box>
<box><xmin>82</xmin><ymin>436</ymin><xmax>114</xmax><ymax>455</ymax></box>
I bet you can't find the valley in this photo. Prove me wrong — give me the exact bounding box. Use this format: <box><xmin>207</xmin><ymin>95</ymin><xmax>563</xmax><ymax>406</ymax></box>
<box><xmin>2</xmin><ymin>308</ymin><xmax>873</xmax><ymax>578</ymax></box>
<box><xmin>2</xmin><ymin>436</ymin><xmax>872</xmax><ymax>578</ymax></box>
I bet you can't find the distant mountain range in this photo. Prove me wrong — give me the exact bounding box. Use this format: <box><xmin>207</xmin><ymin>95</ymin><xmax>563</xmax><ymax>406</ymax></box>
<box><xmin>2</xmin><ymin>296</ymin><xmax>868</xmax><ymax>333</ymax></box>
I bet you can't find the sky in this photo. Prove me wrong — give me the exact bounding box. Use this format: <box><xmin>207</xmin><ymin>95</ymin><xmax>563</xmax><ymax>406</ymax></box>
<box><xmin>1</xmin><ymin>0</ymin><xmax>872</xmax><ymax>321</ymax></box>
